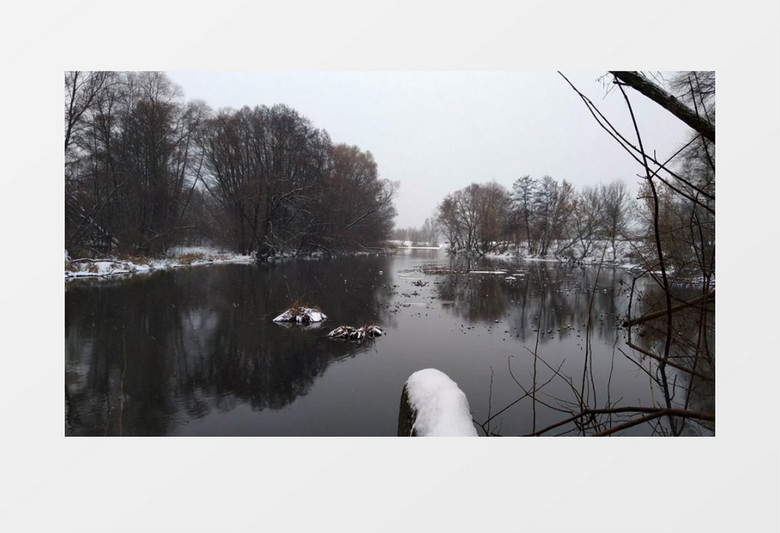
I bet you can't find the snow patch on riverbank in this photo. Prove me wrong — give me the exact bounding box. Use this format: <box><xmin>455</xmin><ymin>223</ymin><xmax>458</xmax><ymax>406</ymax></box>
<box><xmin>481</xmin><ymin>239</ymin><xmax>639</xmax><ymax>268</ymax></box>
<box><xmin>478</xmin><ymin>240</ymin><xmax>714</xmax><ymax>287</ymax></box>
<box><xmin>64</xmin><ymin>246</ymin><xmax>254</xmax><ymax>281</ymax></box>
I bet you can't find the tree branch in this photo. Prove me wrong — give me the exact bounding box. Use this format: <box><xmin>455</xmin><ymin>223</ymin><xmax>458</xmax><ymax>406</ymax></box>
<box><xmin>529</xmin><ymin>406</ymin><xmax>714</xmax><ymax>436</ymax></box>
<box><xmin>610</xmin><ymin>71</ymin><xmax>715</xmax><ymax>143</ymax></box>
<box><xmin>622</xmin><ymin>290</ymin><xmax>715</xmax><ymax>327</ymax></box>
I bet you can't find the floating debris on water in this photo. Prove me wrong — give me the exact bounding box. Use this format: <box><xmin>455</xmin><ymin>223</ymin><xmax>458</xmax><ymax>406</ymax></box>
<box><xmin>328</xmin><ymin>324</ymin><xmax>386</xmax><ymax>341</ymax></box>
<box><xmin>273</xmin><ymin>305</ymin><xmax>327</xmax><ymax>324</ymax></box>
<box><xmin>421</xmin><ymin>264</ymin><xmax>467</xmax><ymax>275</ymax></box>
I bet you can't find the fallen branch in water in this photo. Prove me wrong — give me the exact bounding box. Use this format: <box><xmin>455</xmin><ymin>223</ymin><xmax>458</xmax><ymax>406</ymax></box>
<box><xmin>528</xmin><ymin>406</ymin><xmax>714</xmax><ymax>436</ymax></box>
<box><xmin>622</xmin><ymin>290</ymin><xmax>714</xmax><ymax>328</ymax></box>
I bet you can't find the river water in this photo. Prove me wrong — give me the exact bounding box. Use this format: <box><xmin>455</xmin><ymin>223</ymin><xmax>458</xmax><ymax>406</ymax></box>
<box><xmin>65</xmin><ymin>249</ymin><xmax>714</xmax><ymax>436</ymax></box>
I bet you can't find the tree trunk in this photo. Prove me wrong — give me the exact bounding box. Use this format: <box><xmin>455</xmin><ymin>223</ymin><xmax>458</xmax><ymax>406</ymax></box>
<box><xmin>610</xmin><ymin>71</ymin><xmax>715</xmax><ymax>143</ymax></box>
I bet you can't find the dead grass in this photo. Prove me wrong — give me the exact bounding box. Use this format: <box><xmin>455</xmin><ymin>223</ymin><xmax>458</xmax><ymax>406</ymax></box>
<box><xmin>283</xmin><ymin>296</ymin><xmax>322</xmax><ymax>314</ymax></box>
<box><xmin>177</xmin><ymin>252</ymin><xmax>207</xmax><ymax>265</ymax></box>
<box><xmin>115</xmin><ymin>253</ymin><xmax>151</xmax><ymax>265</ymax></box>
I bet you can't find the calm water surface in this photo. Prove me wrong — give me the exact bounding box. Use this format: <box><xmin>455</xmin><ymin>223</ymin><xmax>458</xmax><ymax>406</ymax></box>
<box><xmin>65</xmin><ymin>249</ymin><xmax>712</xmax><ymax>436</ymax></box>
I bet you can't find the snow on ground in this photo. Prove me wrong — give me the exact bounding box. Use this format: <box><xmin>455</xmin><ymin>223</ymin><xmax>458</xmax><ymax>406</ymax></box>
<box><xmin>405</xmin><ymin>368</ymin><xmax>478</xmax><ymax>436</ymax></box>
<box><xmin>387</xmin><ymin>240</ymin><xmax>442</xmax><ymax>250</ymax></box>
<box><xmin>64</xmin><ymin>246</ymin><xmax>254</xmax><ymax>281</ymax></box>
<box><xmin>482</xmin><ymin>239</ymin><xmax>642</xmax><ymax>270</ymax></box>
<box><xmin>480</xmin><ymin>240</ymin><xmax>714</xmax><ymax>287</ymax></box>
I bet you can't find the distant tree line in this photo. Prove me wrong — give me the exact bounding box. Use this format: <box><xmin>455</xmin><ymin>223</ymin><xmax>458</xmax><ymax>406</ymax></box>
<box><xmin>428</xmin><ymin>71</ymin><xmax>714</xmax><ymax>285</ymax></box>
<box><xmin>390</xmin><ymin>217</ymin><xmax>439</xmax><ymax>246</ymax></box>
<box><xmin>65</xmin><ymin>71</ymin><xmax>397</xmax><ymax>258</ymax></box>
<box><xmin>433</xmin><ymin>176</ymin><xmax>635</xmax><ymax>263</ymax></box>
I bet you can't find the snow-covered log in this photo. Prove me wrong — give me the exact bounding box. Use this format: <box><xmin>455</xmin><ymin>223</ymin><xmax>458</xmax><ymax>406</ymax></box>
<box><xmin>327</xmin><ymin>324</ymin><xmax>385</xmax><ymax>341</ymax></box>
<box><xmin>273</xmin><ymin>306</ymin><xmax>326</xmax><ymax>324</ymax></box>
<box><xmin>397</xmin><ymin>368</ymin><xmax>478</xmax><ymax>436</ymax></box>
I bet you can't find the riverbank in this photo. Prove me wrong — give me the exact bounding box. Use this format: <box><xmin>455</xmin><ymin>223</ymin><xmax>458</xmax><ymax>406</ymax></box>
<box><xmin>65</xmin><ymin>246</ymin><xmax>255</xmax><ymax>281</ymax></box>
<box><xmin>63</xmin><ymin>243</ymin><xmax>612</xmax><ymax>282</ymax></box>
<box><xmin>64</xmin><ymin>245</ymin><xmax>397</xmax><ymax>281</ymax></box>
<box><xmin>65</xmin><ymin>240</ymin><xmax>712</xmax><ymax>289</ymax></box>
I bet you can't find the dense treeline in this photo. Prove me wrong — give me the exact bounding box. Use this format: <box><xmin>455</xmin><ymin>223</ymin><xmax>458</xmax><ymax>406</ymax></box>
<box><xmin>65</xmin><ymin>71</ymin><xmax>397</xmax><ymax>258</ymax></box>
<box><xmin>434</xmin><ymin>176</ymin><xmax>634</xmax><ymax>262</ymax></box>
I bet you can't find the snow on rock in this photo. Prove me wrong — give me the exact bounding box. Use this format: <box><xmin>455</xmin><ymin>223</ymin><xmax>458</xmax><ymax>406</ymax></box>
<box><xmin>399</xmin><ymin>368</ymin><xmax>478</xmax><ymax>436</ymax></box>
<box><xmin>273</xmin><ymin>306</ymin><xmax>327</xmax><ymax>324</ymax></box>
<box><xmin>328</xmin><ymin>324</ymin><xmax>385</xmax><ymax>341</ymax></box>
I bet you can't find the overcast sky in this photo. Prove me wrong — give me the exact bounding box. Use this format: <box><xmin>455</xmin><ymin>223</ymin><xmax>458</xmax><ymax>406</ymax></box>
<box><xmin>166</xmin><ymin>70</ymin><xmax>693</xmax><ymax>228</ymax></box>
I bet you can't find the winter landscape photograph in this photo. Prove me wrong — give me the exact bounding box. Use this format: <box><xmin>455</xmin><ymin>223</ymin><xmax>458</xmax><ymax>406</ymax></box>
<box><xmin>4</xmin><ymin>2</ymin><xmax>774</xmax><ymax>532</ymax></box>
<box><xmin>65</xmin><ymin>70</ymin><xmax>715</xmax><ymax>437</ymax></box>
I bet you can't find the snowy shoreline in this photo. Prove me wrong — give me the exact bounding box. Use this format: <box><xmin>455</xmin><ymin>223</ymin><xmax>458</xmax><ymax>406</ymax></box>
<box><xmin>64</xmin><ymin>246</ymin><xmax>393</xmax><ymax>282</ymax></box>
<box><xmin>65</xmin><ymin>242</ymin><xmax>713</xmax><ymax>288</ymax></box>
<box><xmin>64</xmin><ymin>246</ymin><xmax>255</xmax><ymax>281</ymax></box>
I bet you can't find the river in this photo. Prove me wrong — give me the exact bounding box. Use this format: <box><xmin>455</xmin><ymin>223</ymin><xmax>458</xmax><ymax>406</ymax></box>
<box><xmin>65</xmin><ymin>249</ymin><xmax>714</xmax><ymax>436</ymax></box>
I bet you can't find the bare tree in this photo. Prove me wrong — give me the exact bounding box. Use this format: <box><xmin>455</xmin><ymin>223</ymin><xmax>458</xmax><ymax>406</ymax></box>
<box><xmin>511</xmin><ymin>175</ymin><xmax>536</xmax><ymax>254</ymax></box>
<box><xmin>64</xmin><ymin>71</ymin><xmax>113</xmax><ymax>155</ymax></box>
<box><xmin>421</xmin><ymin>217</ymin><xmax>439</xmax><ymax>246</ymax></box>
<box><xmin>319</xmin><ymin>143</ymin><xmax>398</xmax><ymax>249</ymax></box>
<box><xmin>599</xmin><ymin>179</ymin><xmax>632</xmax><ymax>262</ymax></box>
<box><xmin>435</xmin><ymin>182</ymin><xmax>511</xmax><ymax>255</ymax></box>
<box><xmin>474</xmin><ymin>181</ymin><xmax>511</xmax><ymax>254</ymax></box>
<box><xmin>532</xmin><ymin>176</ymin><xmax>572</xmax><ymax>256</ymax></box>
<box><xmin>436</xmin><ymin>194</ymin><xmax>464</xmax><ymax>252</ymax></box>
<box><xmin>551</xmin><ymin>70</ymin><xmax>717</xmax><ymax>436</ymax></box>
<box><xmin>66</xmin><ymin>71</ymin><xmax>204</xmax><ymax>255</ymax></box>
<box><xmin>566</xmin><ymin>185</ymin><xmax>602</xmax><ymax>260</ymax></box>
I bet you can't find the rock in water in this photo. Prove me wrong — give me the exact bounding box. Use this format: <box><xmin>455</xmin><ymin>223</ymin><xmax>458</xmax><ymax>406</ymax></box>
<box><xmin>273</xmin><ymin>306</ymin><xmax>326</xmax><ymax>324</ymax></box>
<box><xmin>327</xmin><ymin>324</ymin><xmax>385</xmax><ymax>341</ymax></box>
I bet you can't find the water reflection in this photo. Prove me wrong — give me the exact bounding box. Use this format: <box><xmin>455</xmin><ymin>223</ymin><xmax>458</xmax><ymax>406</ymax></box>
<box><xmin>65</xmin><ymin>251</ymin><xmax>714</xmax><ymax>436</ymax></box>
<box><xmin>625</xmin><ymin>282</ymin><xmax>715</xmax><ymax>435</ymax></box>
<box><xmin>432</xmin><ymin>257</ymin><xmax>625</xmax><ymax>345</ymax></box>
<box><xmin>66</xmin><ymin>257</ymin><xmax>393</xmax><ymax>435</ymax></box>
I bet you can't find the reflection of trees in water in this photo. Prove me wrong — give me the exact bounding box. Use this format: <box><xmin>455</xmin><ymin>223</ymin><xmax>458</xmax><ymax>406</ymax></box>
<box><xmin>66</xmin><ymin>253</ymin><xmax>714</xmax><ymax>436</ymax></box>
<box><xmin>65</xmin><ymin>257</ymin><xmax>394</xmax><ymax>435</ymax></box>
<box><xmin>434</xmin><ymin>259</ymin><xmax>627</xmax><ymax>346</ymax></box>
<box><xmin>470</xmin><ymin>271</ymin><xmax>715</xmax><ymax>436</ymax></box>
<box><xmin>430</xmin><ymin>256</ymin><xmax>713</xmax><ymax>436</ymax></box>
<box><xmin>626</xmin><ymin>282</ymin><xmax>715</xmax><ymax>435</ymax></box>
<box><xmin>66</xmin><ymin>271</ymin><xmax>185</xmax><ymax>435</ymax></box>
<box><xmin>436</xmin><ymin>274</ymin><xmax>512</xmax><ymax>323</ymax></box>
